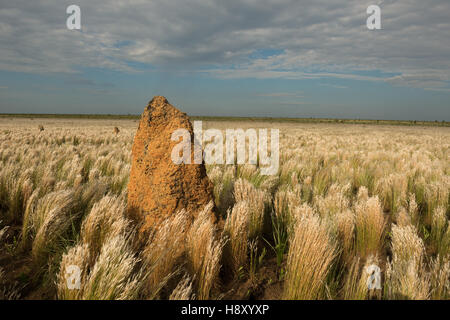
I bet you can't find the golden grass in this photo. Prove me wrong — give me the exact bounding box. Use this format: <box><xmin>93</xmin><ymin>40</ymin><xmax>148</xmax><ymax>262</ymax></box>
<box><xmin>186</xmin><ymin>202</ymin><xmax>224</xmax><ymax>300</ymax></box>
<box><xmin>431</xmin><ymin>206</ymin><xmax>449</xmax><ymax>257</ymax></box>
<box><xmin>335</xmin><ymin>209</ymin><xmax>355</xmax><ymax>262</ymax></box>
<box><xmin>79</xmin><ymin>235</ymin><xmax>142</xmax><ymax>300</ymax></box>
<box><xmin>233</xmin><ymin>178</ymin><xmax>267</xmax><ymax>239</ymax></box>
<box><xmin>169</xmin><ymin>275</ymin><xmax>195</xmax><ymax>300</ymax></box>
<box><xmin>142</xmin><ymin>209</ymin><xmax>189</xmax><ymax>297</ymax></box>
<box><xmin>283</xmin><ymin>214</ymin><xmax>337</xmax><ymax>300</ymax></box>
<box><xmin>354</xmin><ymin>195</ymin><xmax>386</xmax><ymax>258</ymax></box>
<box><xmin>80</xmin><ymin>195</ymin><xmax>130</xmax><ymax>263</ymax></box>
<box><xmin>429</xmin><ymin>256</ymin><xmax>450</xmax><ymax>300</ymax></box>
<box><xmin>384</xmin><ymin>224</ymin><xmax>430</xmax><ymax>300</ymax></box>
<box><xmin>0</xmin><ymin>118</ymin><xmax>449</xmax><ymax>300</ymax></box>
<box><xmin>57</xmin><ymin>194</ymin><xmax>143</xmax><ymax>300</ymax></box>
<box><xmin>223</xmin><ymin>201</ymin><xmax>249</xmax><ymax>276</ymax></box>
<box><xmin>30</xmin><ymin>190</ymin><xmax>78</xmax><ymax>265</ymax></box>
<box><xmin>0</xmin><ymin>267</ymin><xmax>21</xmax><ymax>300</ymax></box>
<box><xmin>58</xmin><ymin>235</ymin><xmax>143</xmax><ymax>300</ymax></box>
<box><xmin>341</xmin><ymin>257</ymin><xmax>372</xmax><ymax>300</ymax></box>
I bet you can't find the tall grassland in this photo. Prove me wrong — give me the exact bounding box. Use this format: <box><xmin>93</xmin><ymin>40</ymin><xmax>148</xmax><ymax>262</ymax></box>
<box><xmin>0</xmin><ymin>119</ymin><xmax>448</xmax><ymax>300</ymax></box>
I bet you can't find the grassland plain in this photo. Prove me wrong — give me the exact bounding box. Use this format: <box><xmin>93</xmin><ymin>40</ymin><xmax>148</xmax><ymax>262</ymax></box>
<box><xmin>0</xmin><ymin>117</ymin><xmax>448</xmax><ymax>300</ymax></box>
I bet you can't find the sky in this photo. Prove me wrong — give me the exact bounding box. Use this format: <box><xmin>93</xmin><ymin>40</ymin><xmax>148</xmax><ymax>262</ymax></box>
<box><xmin>0</xmin><ymin>0</ymin><xmax>449</xmax><ymax>120</ymax></box>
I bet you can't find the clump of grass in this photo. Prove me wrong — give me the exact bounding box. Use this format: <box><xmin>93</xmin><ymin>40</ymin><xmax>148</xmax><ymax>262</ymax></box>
<box><xmin>424</xmin><ymin>182</ymin><xmax>449</xmax><ymax>226</ymax></box>
<box><xmin>274</xmin><ymin>186</ymin><xmax>301</xmax><ymax>227</ymax></box>
<box><xmin>283</xmin><ymin>214</ymin><xmax>337</xmax><ymax>300</ymax></box>
<box><xmin>58</xmin><ymin>236</ymin><xmax>143</xmax><ymax>300</ymax></box>
<box><xmin>78</xmin><ymin>180</ymin><xmax>108</xmax><ymax>212</ymax></box>
<box><xmin>395</xmin><ymin>206</ymin><xmax>411</xmax><ymax>227</ymax></box>
<box><xmin>57</xmin><ymin>194</ymin><xmax>142</xmax><ymax>300</ymax></box>
<box><xmin>57</xmin><ymin>243</ymin><xmax>90</xmax><ymax>300</ymax></box>
<box><xmin>233</xmin><ymin>178</ymin><xmax>267</xmax><ymax>239</ymax></box>
<box><xmin>223</xmin><ymin>202</ymin><xmax>250</xmax><ymax>276</ymax></box>
<box><xmin>27</xmin><ymin>190</ymin><xmax>78</xmax><ymax>265</ymax></box>
<box><xmin>314</xmin><ymin>183</ymin><xmax>351</xmax><ymax>217</ymax></box>
<box><xmin>0</xmin><ymin>223</ymin><xmax>8</xmax><ymax>242</ymax></box>
<box><xmin>0</xmin><ymin>267</ymin><xmax>21</xmax><ymax>300</ymax></box>
<box><xmin>430</xmin><ymin>206</ymin><xmax>449</xmax><ymax>257</ymax></box>
<box><xmin>375</xmin><ymin>173</ymin><xmax>408</xmax><ymax>214</ymax></box>
<box><xmin>248</xmin><ymin>239</ymin><xmax>266</xmax><ymax>283</ymax></box>
<box><xmin>20</xmin><ymin>188</ymin><xmax>39</xmax><ymax>249</ymax></box>
<box><xmin>266</xmin><ymin>202</ymin><xmax>314</xmax><ymax>273</ymax></box>
<box><xmin>264</xmin><ymin>212</ymin><xmax>289</xmax><ymax>270</ymax></box>
<box><xmin>312</xmin><ymin>168</ymin><xmax>333</xmax><ymax>197</ymax></box>
<box><xmin>429</xmin><ymin>256</ymin><xmax>449</xmax><ymax>300</ymax></box>
<box><xmin>80</xmin><ymin>195</ymin><xmax>130</xmax><ymax>263</ymax></box>
<box><xmin>142</xmin><ymin>210</ymin><xmax>189</xmax><ymax>297</ymax></box>
<box><xmin>407</xmin><ymin>193</ymin><xmax>420</xmax><ymax>227</ymax></box>
<box><xmin>0</xmin><ymin>167</ymin><xmax>30</xmax><ymax>225</ymax></box>
<box><xmin>169</xmin><ymin>275</ymin><xmax>195</xmax><ymax>300</ymax></box>
<box><xmin>186</xmin><ymin>202</ymin><xmax>224</xmax><ymax>300</ymax></box>
<box><xmin>272</xmin><ymin>185</ymin><xmax>304</xmax><ymax>249</ymax></box>
<box><xmin>335</xmin><ymin>209</ymin><xmax>355</xmax><ymax>262</ymax></box>
<box><xmin>384</xmin><ymin>224</ymin><xmax>430</xmax><ymax>300</ymax></box>
<box><xmin>80</xmin><ymin>235</ymin><xmax>143</xmax><ymax>300</ymax></box>
<box><xmin>212</xmin><ymin>167</ymin><xmax>236</xmax><ymax>217</ymax></box>
<box><xmin>354</xmin><ymin>195</ymin><xmax>386</xmax><ymax>258</ymax></box>
<box><xmin>341</xmin><ymin>257</ymin><xmax>368</xmax><ymax>300</ymax></box>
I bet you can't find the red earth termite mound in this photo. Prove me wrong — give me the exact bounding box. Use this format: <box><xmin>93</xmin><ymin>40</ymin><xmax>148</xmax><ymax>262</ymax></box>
<box><xmin>127</xmin><ymin>96</ymin><xmax>217</xmax><ymax>234</ymax></box>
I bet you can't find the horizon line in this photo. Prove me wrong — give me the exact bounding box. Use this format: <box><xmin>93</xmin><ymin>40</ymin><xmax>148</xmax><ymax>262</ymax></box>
<box><xmin>0</xmin><ymin>113</ymin><xmax>449</xmax><ymax>126</ymax></box>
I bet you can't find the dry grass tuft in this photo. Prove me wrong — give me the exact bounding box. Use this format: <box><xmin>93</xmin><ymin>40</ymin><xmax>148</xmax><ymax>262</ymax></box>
<box><xmin>80</xmin><ymin>235</ymin><xmax>142</xmax><ymax>300</ymax></box>
<box><xmin>341</xmin><ymin>257</ymin><xmax>369</xmax><ymax>300</ymax></box>
<box><xmin>30</xmin><ymin>190</ymin><xmax>78</xmax><ymax>265</ymax></box>
<box><xmin>335</xmin><ymin>209</ymin><xmax>355</xmax><ymax>262</ymax></box>
<box><xmin>169</xmin><ymin>275</ymin><xmax>195</xmax><ymax>300</ymax></box>
<box><xmin>186</xmin><ymin>202</ymin><xmax>224</xmax><ymax>300</ymax></box>
<box><xmin>58</xmin><ymin>236</ymin><xmax>143</xmax><ymax>300</ymax></box>
<box><xmin>0</xmin><ymin>223</ymin><xmax>8</xmax><ymax>242</ymax></box>
<box><xmin>429</xmin><ymin>256</ymin><xmax>450</xmax><ymax>300</ymax></box>
<box><xmin>354</xmin><ymin>195</ymin><xmax>386</xmax><ymax>258</ymax></box>
<box><xmin>142</xmin><ymin>210</ymin><xmax>190</xmax><ymax>297</ymax></box>
<box><xmin>315</xmin><ymin>183</ymin><xmax>350</xmax><ymax>217</ymax></box>
<box><xmin>430</xmin><ymin>206</ymin><xmax>449</xmax><ymax>257</ymax></box>
<box><xmin>0</xmin><ymin>267</ymin><xmax>21</xmax><ymax>300</ymax></box>
<box><xmin>384</xmin><ymin>224</ymin><xmax>430</xmax><ymax>300</ymax></box>
<box><xmin>57</xmin><ymin>243</ymin><xmax>90</xmax><ymax>300</ymax></box>
<box><xmin>283</xmin><ymin>214</ymin><xmax>337</xmax><ymax>300</ymax></box>
<box><xmin>80</xmin><ymin>195</ymin><xmax>130</xmax><ymax>263</ymax></box>
<box><xmin>223</xmin><ymin>202</ymin><xmax>250</xmax><ymax>276</ymax></box>
<box><xmin>233</xmin><ymin>179</ymin><xmax>266</xmax><ymax>239</ymax></box>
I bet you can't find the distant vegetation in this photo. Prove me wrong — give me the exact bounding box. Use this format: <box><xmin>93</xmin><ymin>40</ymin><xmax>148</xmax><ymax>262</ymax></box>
<box><xmin>0</xmin><ymin>113</ymin><xmax>140</xmax><ymax>120</ymax></box>
<box><xmin>0</xmin><ymin>113</ymin><xmax>448</xmax><ymax>127</ymax></box>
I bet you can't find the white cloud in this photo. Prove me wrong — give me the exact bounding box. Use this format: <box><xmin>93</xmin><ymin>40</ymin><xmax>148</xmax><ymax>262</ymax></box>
<box><xmin>0</xmin><ymin>0</ymin><xmax>449</xmax><ymax>90</ymax></box>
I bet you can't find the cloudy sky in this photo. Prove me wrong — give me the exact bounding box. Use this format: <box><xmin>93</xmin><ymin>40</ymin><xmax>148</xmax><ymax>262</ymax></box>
<box><xmin>0</xmin><ymin>0</ymin><xmax>449</xmax><ymax>120</ymax></box>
